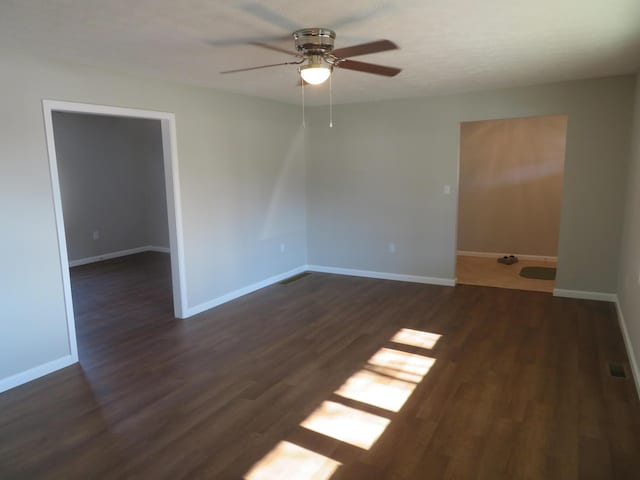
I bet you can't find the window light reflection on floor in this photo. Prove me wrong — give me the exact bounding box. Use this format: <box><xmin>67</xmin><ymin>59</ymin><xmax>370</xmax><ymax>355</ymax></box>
<box><xmin>244</xmin><ymin>328</ymin><xmax>441</xmax><ymax>478</ymax></box>
<box><xmin>300</xmin><ymin>401</ymin><xmax>391</xmax><ymax>450</ymax></box>
<box><xmin>391</xmin><ymin>328</ymin><xmax>441</xmax><ymax>350</ymax></box>
<box><xmin>367</xmin><ymin>347</ymin><xmax>436</xmax><ymax>383</ymax></box>
<box><xmin>245</xmin><ymin>441</ymin><xmax>341</xmax><ymax>480</ymax></box>
<box><xmin>335</xmin><ymin>346</ymin><xmax>435</xmax><ymax>412</ymax></box>
<box><xmin>334</xmin><ymin>368</ymin><xmax>416</xmax><ymax>412</ymax></box>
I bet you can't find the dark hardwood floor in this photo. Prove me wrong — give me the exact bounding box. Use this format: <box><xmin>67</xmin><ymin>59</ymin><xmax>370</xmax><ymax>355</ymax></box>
<box><xmin>1</xmin><ymin>252</ymin><xmax>639</xmax><ymax>479</ymax></box>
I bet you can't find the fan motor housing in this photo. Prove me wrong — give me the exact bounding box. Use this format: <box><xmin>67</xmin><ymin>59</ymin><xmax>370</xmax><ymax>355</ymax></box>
<box><xmin>293</xmin><ymin>28</ymin><xmax>336</xmax><ymax>55</ymax></box>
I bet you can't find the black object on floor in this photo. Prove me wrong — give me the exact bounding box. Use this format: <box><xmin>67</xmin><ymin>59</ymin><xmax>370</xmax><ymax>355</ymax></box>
<box><xmin>609</xmin><ymin>363</ymin><xmax>627</xmax><ymax>378</ymax></box>
<box><xmin>498</xmin><ymin>255</ymin><xmax>518</xmax><ymax>265</ymax></box>
<box><xmin>520</xmin><ymin>266</ymin><xmax>556</xmax><ymax>280</ymax></box>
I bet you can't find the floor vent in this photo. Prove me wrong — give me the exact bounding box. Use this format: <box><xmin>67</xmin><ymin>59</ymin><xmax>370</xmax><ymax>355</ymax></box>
<box><xmin>280</xmin><ymin>272</ymin><xmax>311</xmax><ymax>285</ymax></box>
<box><xmin>609</xmin><ymin>363</ymin><xmax>627</xmax><ymax>379</ymax></box>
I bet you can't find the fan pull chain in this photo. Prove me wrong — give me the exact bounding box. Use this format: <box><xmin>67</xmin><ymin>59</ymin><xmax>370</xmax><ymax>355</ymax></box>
<box><xmin>301</xmin><ymin>79</ymin><xmax>306</xmax><ymax>128</ymax></box>
<box><xmin>329</xmin><ymin>74</ymin><xmax>333</xmax><ymax>128</ymax></box>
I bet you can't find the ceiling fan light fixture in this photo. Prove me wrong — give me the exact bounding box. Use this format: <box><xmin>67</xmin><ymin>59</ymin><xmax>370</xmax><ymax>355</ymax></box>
<box><xmin>299</xmin><ymin>64</ymin><xmax>332</xmax><ymax>85</ymax></box>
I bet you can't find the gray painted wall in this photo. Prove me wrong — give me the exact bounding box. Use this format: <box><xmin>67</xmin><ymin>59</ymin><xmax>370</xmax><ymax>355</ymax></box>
<box><xmin>307</xmin><ymin>76</ymin><xmax>635</xmax><ymax>292</ymax></box>
<box><xmin>53</xmin><ymin>113</ymin><xmax>168</xmax><ymax>262</ymax></box>
<box><xmin>0</xmin><ymin>48</ymin><xmax>307</xmax><ymax>381</ymax></box>
<box><xmin>457</xmin><ymin>115</ymin><xmax>566</xmax><ymax>257</ymax></box>
<box><xmin>618</xmin><ymin>73</ymin><xmax>640</xmax><ymax>385</ymax></box>
<box><xmin>0</xmin><ymin>45</ymin><xmax>636</xmax><ymax>390</ymax></box>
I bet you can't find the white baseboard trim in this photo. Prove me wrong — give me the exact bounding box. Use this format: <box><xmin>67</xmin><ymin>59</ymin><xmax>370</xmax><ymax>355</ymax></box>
<box><xmin>146</xmin><ymin>245</ymin><xmax>171</xmax><ymax>254</ymax></box>
<box><xmin>69</xmin><ymin>245</ymin><xmax>170</xmax><ymax>267</ymax></box>
<box><xmin>306</xmin><ymin>264</ymin><xmax>456</xmax><ymax>287</ymax></box>
<box><xmin>186</xmin><ymin>265</ymin><xmax>308</xmax><ymax>317</ymax></box>
<box><xmin>614</xmin><ymin>296</ymin><xmax>640</xmax><ymax>400</ymax></box>
<box><xmin>552</xmin><ymin>289</ymin><xmax>617</xmax><ymax>302</ymax></box>
<box><xmin>186</xmin><ymin>264</ymin><xmax>455</xmax><ymax>318</ymax></box>
<box><xmin>0</xmin><ymin>354</ymin><xmax>77</xmax><ymax>394</ymax></box>
<box><xmin>457</xmin><ymin>250</ymin><xmax>557</xmax><ymax>262</ymax></box>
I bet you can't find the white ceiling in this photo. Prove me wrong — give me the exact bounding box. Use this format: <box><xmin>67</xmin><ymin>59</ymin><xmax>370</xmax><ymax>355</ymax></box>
<box><xmin>1</xmin><ymin>0</ymin><xmax>639</xmax><ymax>105</ymax></box>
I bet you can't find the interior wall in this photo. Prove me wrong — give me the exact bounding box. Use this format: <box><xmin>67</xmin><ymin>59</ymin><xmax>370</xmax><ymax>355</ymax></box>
<box><xmin>53</xmin><ymin>112</ymin><xmax>168</xmax><ymax>262</ymax></box>
<box><xmin>0</xmin><ymin>48</ymin><xmax>307</xmax><ymax>383</ymax></box>
<box><xmin>307</xmin><ymin>76</ymin><xmax>634</xmax><ymax>291</ymax></box>
<box><xmin>0</xmin><ymin>43</ymin><xmax>635</xmax><ymax>391</ymax></box>
<box><xmin>457</xmin><ymin>115</ymin><xmax>567</xmax><ymax>257</ymax></box>
<box><xmin>618</xmin><ymin>73</ymin><xmax>640</xmax><ymax>386</ymax></box>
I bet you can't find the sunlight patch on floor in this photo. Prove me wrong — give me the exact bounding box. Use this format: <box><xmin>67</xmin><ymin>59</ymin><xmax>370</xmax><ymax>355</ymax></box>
<box><xmin>367</xmin><ymin>347</ymin><xmax>436</xmax><ymax>383</ymax></box>
<box><xmin>391</xmin><ymin>328</ymin><xmax>441</xmax><ymax>350</ymax></box>
<box><xmin>334</xmin><ymin>344</ymin><xmax>435</xmax><ymax>412</ymax></box>
<box><xmin>244</xmin><ymin>328</ymin><xmax>441</xmax><ymax>478</ymax></box>
<box><xmin>334</xmin><ymin>368</ymin><xmax>417</xmax><ymax>412</ymax></box>
<box><xmin>300</xmin><ymin>401</ymin><xmax>391</xmax><ymax>450</ymax></box>
<box><xmin>245</xmin><ymin>441</ymin><xmax>341</xmax><ymax>480</ymax></box>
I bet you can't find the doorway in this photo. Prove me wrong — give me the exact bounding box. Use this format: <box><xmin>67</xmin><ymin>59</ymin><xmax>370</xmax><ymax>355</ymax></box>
<box><xmin>43</xmin><ymin>101</ymin><xmax>187</xmax><ymax>362</ymax></box>
<box><xmin>455</xmin><ymin>114</ymin><xmax>567</xmax><ymax>292</ymax></box>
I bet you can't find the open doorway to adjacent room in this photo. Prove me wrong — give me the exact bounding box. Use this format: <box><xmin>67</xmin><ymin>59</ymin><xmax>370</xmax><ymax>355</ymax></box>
<box><xmin>455</xmin><ymin>114</ymin><xmax>568</xmax><ymax>292</ymax></box>
<box><xmin>43</xmin><ymin>101</ymin><xmax>186</xmax><ymax>364</ymax></box>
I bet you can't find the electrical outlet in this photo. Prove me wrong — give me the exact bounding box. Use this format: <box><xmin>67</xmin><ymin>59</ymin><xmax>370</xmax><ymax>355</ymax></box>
<box><xmin>92</xmin><ymin>230</ymin><xmax>100</xmax><ymax>240</ymax></box>
<box><xmin>443</xmin><ymin>185</ymin><xmax>451</xmax><ymax>195</ymax></box>
<box><xmin>389</xmin><ymin>243</ymin><xmax>396</xmax><ymax>254</ymax></box>
<box><xmin>280</xmin><ymin>243</ymin><xmax>286</xmax><ymax>254</ymax></box>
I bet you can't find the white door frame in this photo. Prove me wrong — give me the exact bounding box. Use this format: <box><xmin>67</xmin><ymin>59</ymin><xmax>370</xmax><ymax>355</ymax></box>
<box><xmin>42</xmin><ymin>100</ymin><xmax>188</xmax><ymax>361</ymax></box>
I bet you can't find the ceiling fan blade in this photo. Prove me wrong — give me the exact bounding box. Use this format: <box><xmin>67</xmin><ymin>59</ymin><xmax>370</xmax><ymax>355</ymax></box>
<box><xmin>330</xmin><ymin>4</ymin><xmax>395</xmax><ymax>29</ymax></box>
<box><xmin>241</xmin><ymin>3</ymin><xmax>300</xmax><ymax>32</ymax></box>
<box><xmin>248</xmin><ymin>41</ymin><xmax>299</xmax><ymax>57</ymax></box>
<box><xmin>206</xmin><ymin>35</ymin><xmax>289</xmax><ymax>47</ymax></box>
<box><xmin>220</xmin><ymin>61</ymin><xmax>300</xmax><ymax>74</ymax></box>
<box><xmin>336</xmin><ymin>59</ymin><xmax>401</xmax><ymax>77</ymax></box>
<box><xmin>331</xmin><ymin>39</ymin><xmax>398</xmax><ymax>59</ymax></box>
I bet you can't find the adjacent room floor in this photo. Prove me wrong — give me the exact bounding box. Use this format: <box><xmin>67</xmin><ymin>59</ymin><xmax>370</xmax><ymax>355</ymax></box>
<box><xmin>456</xmin><ymin>254</ymin><xmax>557</xmax><ymax>293</ymax></box>
<box><xmin>1</xmin><ymin>253</ymin><xmax>639</xmax><ymax>479</ymax></box>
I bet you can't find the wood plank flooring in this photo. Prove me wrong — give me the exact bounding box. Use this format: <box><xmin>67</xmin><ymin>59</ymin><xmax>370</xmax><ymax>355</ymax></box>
<box><xmin>1</xmin><ymin>252</ymin><xmax>639</xmax><ymax>479</ymax></box>
<box><xmin>456</xmin><ymin>254</ymin><xmax>557</xmax><ymax>293</ymax></box>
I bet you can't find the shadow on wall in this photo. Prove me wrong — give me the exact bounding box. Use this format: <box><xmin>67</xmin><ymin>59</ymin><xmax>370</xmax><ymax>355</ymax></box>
<box><xmin>260</xmin><ymin>126</ymin><xmax>307</xmax><ymax>241</ymax></box>
<box><xmin>459</xmin><ymin>172</ymin><xmax>564</xmax><ymax>256</ymax></box>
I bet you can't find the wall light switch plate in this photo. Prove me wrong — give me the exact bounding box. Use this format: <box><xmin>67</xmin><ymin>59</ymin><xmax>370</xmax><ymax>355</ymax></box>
<box><xmin>389</xmin><ymin>243</ymin><xmax>396</xmax><ymax>254</ymax></box>
<box><xmin>443</xmin><ymin>185</ymin><xmax>451</xmax><ymax>195</ymax></box>
<box><xmin>280</xmin><ymin>243</ymin><xmax>286</xmax><ymax>253</ymax></box>
<box><xmin>92</xmin><ymin>230</ymin><xmax>100</xmax><ymax>240</ymax></box>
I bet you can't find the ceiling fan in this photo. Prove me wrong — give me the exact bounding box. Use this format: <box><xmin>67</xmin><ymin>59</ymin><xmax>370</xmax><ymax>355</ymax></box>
<box><xmin>220</xmin><ymin>28</ymin><xmax>402</xmax><ymax>85</ymax></box>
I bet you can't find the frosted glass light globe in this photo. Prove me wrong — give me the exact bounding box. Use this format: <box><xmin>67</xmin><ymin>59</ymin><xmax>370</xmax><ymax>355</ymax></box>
<box><xmin>300</xmin><ymin>65</ymin><xmax>332</xmax><ymax>85</ymax></box>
